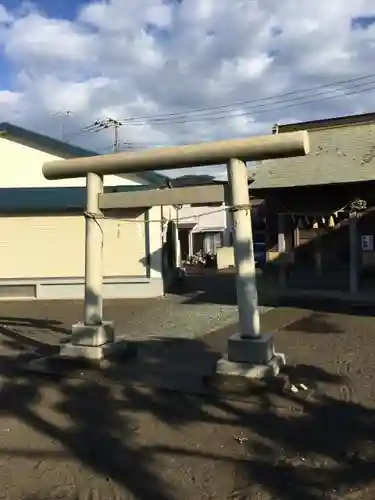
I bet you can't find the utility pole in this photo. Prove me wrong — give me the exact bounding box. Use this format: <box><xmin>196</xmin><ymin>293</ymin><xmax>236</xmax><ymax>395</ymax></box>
<box><xmin>93</xmin><ymin>118</ymin><xmax>122</xmax><ymax>152</ymax></box>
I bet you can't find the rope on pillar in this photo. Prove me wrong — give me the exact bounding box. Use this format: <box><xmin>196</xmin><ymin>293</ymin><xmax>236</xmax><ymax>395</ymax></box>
<box><xmin>84</xmin><ymin>211</ymin><xmax>104</xmax><ymax>245</ymax></box>
<box><xmin>228</xmin><ymin>203</ymin><xmax>252</xmax><ymax>213</ymax></box>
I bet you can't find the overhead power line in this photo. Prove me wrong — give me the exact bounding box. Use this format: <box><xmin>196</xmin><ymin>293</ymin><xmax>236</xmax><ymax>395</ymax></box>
<box><xmin>118</xmin><ymin>73</ymin><xmax>375</xmax><ymax>123</ymax></box>
<box><xmin>65</xmin><ymin>72</ymin><xmax>375</xmax><ymax>139</ymax></box>
<box><xmin>118</xmin><ymin>79</ymin><xmax>375</xmax><ymax>126</ymax></box>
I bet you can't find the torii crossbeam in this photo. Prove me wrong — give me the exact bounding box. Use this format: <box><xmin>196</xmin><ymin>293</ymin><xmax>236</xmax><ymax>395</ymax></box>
<box><xmin>36</xmin><ymin>131</ymin><xmax>309</xmax><ymax>379</ymax></box>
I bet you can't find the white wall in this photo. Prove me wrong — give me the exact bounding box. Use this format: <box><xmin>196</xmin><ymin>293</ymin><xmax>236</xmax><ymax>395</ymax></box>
<box><xmin>148</xmin><ymin>205</ymin><xmax>164</xmax><ymax>279</ymax></box>
<box><xmin>178</xmin><ymin>203</ymin><xmax>227</xmax><ymax>232</ymax></box>
<box><xmin>217</xmin><ymin>246</ymin><xmax>235</xmax><ymax>269</ymax></box>
<box><xmin>0</xmin><ymin>137</ymin><xmax>146</xmax><ymax>188</ymax></box>
<box><xmin>0</xmin><ymin>137</ymin><xmax>167</xmax><ymax>283</ymax></box>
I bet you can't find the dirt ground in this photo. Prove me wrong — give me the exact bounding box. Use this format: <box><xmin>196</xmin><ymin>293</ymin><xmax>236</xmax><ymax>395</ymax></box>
<box><xmin>0</xmin><ymin>283</ymin><xmax>374</xmax><ymax>499</ymax></box>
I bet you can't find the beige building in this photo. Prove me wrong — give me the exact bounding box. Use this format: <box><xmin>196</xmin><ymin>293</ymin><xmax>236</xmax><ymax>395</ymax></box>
<box><xmin>0</xmin><ymin>122</ymin><xmax>176</xmax><ymax>300</ymax></box>
<box><xmin>177</xmin><ymin>203</ymin><xmax>231</xmax><ymax>260</ymax></box>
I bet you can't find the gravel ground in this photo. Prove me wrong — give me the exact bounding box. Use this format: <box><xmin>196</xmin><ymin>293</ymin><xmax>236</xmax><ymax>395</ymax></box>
<box><xmin>0</xmin><ymin>278</ymin><xmax>374</xmax><ymax>499</ymax></box>
<box><xmin>0</xmin><ymin>275</ymin><xmax>271</xmax><ymax>352</ymax></box>
<box><xmin>115</xmin><ymin>293</ymin><xmax>272</xmax><ymax>340</ymax></box>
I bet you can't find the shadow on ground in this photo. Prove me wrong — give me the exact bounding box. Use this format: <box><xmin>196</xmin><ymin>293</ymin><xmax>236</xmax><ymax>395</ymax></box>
<box><xmin>0</xmin><ymin>316</ymin><xmax>70</xmax><ymax>355</ymax></box>
<box><xmin>0</xmin><ymin>316</ymin><xmax>70</xmax><ymax>335</ymax></box>
<box><xmin>0</xmin><ymin>318</ymin><xmax>374</xmax><ymax>499</ymax></box>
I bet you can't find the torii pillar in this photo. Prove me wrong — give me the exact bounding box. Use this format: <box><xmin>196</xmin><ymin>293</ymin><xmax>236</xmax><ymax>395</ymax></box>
<box><xmin>38</xmin><ymin>131</ymin><xmax>309</xmax><ymax>379</ymax></box>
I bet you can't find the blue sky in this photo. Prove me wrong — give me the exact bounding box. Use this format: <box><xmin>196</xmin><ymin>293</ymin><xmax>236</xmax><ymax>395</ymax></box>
<box><xmin>352</xmin><ymin>15</ymin><xmax>375</xmax><ymax>29</ymax></box>
<box><xmin>1</xmin><ymin>0</ymin><xmax>86</xmax><ymax>20</ymax></box>
<box><xmin>0</xmin><ymin>0</ymin><xmax>89</xmax><ymax>88</ymax></box>
<box><xmin>0</xmin><ymin>0</ymin><xmax>375</xmax><ymax>178</ymax></box>
<box><xmin>0</xmin><ymin>53</ymin><xmax>12</xmax><ymax>89</ymax></box>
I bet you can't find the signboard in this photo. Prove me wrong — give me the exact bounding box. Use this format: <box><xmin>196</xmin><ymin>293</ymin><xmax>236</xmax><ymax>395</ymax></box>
<box><xmin>361</xmin><ymin>234</ymin><xmax>374</xmax><ymax>252</ymax></box>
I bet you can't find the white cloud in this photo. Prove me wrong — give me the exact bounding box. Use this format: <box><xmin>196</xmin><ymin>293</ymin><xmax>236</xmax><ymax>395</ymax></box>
<box><xmin>0</xmin><ymin>4</ymin><xmax>12</xmax><ymax>23</ymax></box>
<box><xmin>0</xmin><ymin>89</ymin><xmax>21</xmax><ymax>105</ymax></box>
<box><xmin>0</xmin><ymin>0</ymin><xmax>374</xmax><ymax>178</ymax></box>
<box><xmin>5</xmin><ymin>13</ymin><xmax>94</xmax><ymax>64</ymax></box>
<box><xmin>31</xmin><ymin>76</ymin><xmax>112</xmax><ymax>114</ymax></box>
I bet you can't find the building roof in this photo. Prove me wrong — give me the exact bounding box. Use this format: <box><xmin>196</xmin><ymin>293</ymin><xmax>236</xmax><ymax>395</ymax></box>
<box><xmin>0</xmin><ymin>185</ymin><xmax>151</xmax><ymax>213</ymax></box>
<box><xmin>273</xmin><ymin>110</ymin><xmax>375</xmax><ymax>133</ymax></box>
<box><xmin>251</xmin><ymin>112</ymin><xmax>375</xmax><ymax>191</ymax></box>
<box><xmin>0</xmin><ymin>122</ymin><xmax>166</xmax><ymax>186</ymax></box>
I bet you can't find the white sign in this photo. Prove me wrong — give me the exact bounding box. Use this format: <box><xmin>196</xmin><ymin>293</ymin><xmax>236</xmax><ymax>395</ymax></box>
<box><xmin>362</xmin><ymin>234</ymin><xmax>374</xmax><ymax>252</ymax></box>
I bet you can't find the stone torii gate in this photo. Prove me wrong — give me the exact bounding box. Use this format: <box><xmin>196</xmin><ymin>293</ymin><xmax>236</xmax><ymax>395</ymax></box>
<box><xmin>38</xmin><ymin>131</ymin><xmax>309</xmax><ymax>379</ymax></box>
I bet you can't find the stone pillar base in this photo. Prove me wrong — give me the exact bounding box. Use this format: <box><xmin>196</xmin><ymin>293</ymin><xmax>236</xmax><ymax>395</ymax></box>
<box><xmin>227</xmin><ymin>332</ymin><xmax>274</xmax><ymax>364</ymax></box>
<box><xmin>60</xmin><ymin>343</ymin><xmax>106</xmax><ymax>361</ymax></box>
<box><xmin>59</xmin><ymin>321</ymin><xmax>116</xmax><ymax>361</ymax></box>
<box><xmin>216</xmin><ymin>352</ymin><xmax>286</xmax><ymax>379</ymax></box>
<box><xmin>217</xmin><ymin>332</ymin><xmax>285</xmax><ymax>379</ymax></box>
<box><xmin>70</xmin><ymin>321</ymin><xmax>115</xmax><ymax>347</ymax></box>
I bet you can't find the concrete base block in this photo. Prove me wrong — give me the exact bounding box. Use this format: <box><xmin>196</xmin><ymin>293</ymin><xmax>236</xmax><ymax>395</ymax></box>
<box><xmin>22</xmin><ymin>339</ymin><xmax>134</xmax><ymax>376</ymax></box>
<box><xmin>216</xmin><ymin>352</ymin><xmax>286</xmax><ymax>379</ymax></box>
<box><xmin>71</xmin><ymin>321</ymin><xmax>114</xmax><ymax>347</ymax></box>
<box><xmin>60</xmin><ymin>338</ymin><xmax>132</xmax><ymax>362</ymax></box>
<box><xmin>59</xmin><ymin>343</ymin><xmax>105</xmax><ymax>361</ymax></box>
<box><xmin>227</xmin><ymin>332</ymin><xmax>275</xmax><ymax>364</ymax></box>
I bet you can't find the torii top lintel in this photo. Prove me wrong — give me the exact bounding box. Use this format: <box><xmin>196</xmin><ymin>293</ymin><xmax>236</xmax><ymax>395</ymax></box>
<box><xmin>42</xmin><ymin>131</ymin><xmax>309</xmax><ymax>180</ymax></box>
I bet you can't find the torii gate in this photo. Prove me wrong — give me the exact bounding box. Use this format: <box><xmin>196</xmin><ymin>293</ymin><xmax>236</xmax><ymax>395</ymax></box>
<box><xmin>38</xmin><ymin>131</ymin><xmax>309</xmax><ymax>378</ymax></box>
